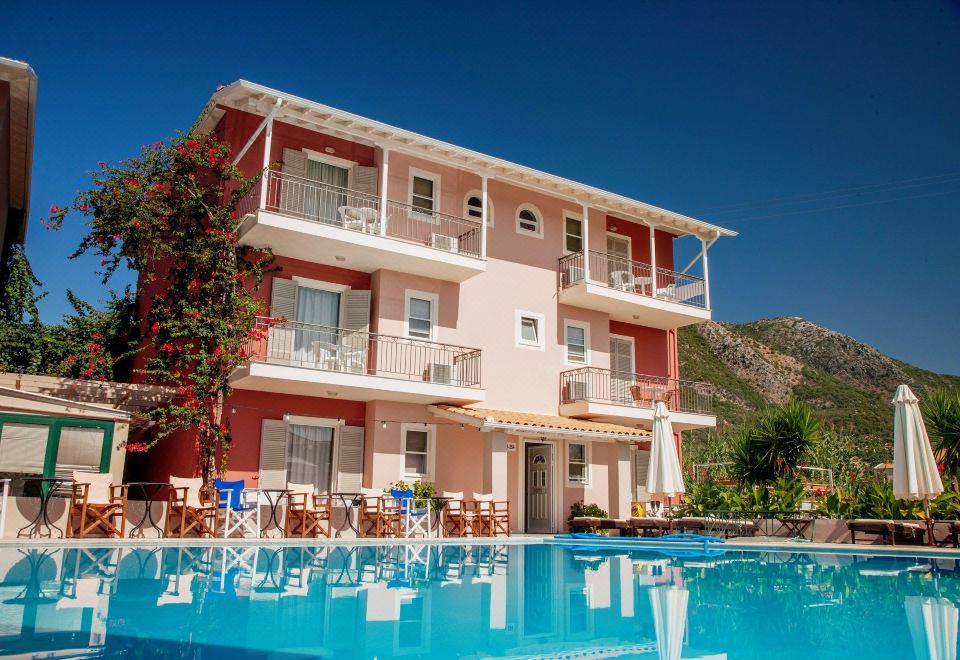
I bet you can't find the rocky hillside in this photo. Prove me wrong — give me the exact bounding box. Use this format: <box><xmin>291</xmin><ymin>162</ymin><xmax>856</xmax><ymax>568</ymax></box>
<box><xmin>679</xmin><ymin>317</ymin><xmax>960</xmax><ymax>446</ymax></box>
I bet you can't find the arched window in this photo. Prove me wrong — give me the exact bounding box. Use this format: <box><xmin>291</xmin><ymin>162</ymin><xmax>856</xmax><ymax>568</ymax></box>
<box><xmin>516</xmin><ymin>204</ymin><xmax>542</xmax><ymax>238</ymax></box>
<box><xmin>464</xmin><ymin>191</ymin><xmax>493</xmax><ymax>226</ymax></box>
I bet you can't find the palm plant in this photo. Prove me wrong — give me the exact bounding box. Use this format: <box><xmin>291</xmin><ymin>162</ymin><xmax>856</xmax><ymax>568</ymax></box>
<box><xmin>922</xmin><ymin>389</ymin><xmax>960</xmax><ymax>490</ymax></box>
<box><xmin>729</xmin><ymin>400</ymin><xmax>821</xmax><ymax>486</ymax></box>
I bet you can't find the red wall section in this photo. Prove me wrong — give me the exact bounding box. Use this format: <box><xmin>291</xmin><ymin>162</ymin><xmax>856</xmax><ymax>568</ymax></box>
<box><xmin>259</xmin><ymin>256</ymin><xmax>372</xmax><ymax>311</ymax></box>
<box><xmin>609</xmin><ymin>321</ymin><xmax>672</xmax><ymax>378</ymax></box>
<box><xmin>271</xmin><ymin>119</ymin><xmax>375</xmax><ymax>168</ymax></box>
<box><xmin>605</xmin><ymin>215</ymin><xmax>675</xmax><ymax>271</ymax></box>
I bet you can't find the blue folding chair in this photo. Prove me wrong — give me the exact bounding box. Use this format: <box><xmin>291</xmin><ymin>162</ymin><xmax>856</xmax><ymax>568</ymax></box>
<box><xmin>214</xmin><ymin>479</ymin><xmax>260</xmax><ymax>538</ymax></box>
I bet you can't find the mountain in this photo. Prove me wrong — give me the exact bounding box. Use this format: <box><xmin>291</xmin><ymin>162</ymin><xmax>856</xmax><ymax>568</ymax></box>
<box><xmin>678</xmin><ymin>317</ymin><xmax>960</xmax><ymax>463</ymax></box>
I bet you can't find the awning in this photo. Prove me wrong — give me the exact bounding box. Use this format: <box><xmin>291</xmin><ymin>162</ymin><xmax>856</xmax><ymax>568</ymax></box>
<box><xmin>429</xmin><ymin>405</ymin><xmax>650</xmax><ymax>440</ymax></box>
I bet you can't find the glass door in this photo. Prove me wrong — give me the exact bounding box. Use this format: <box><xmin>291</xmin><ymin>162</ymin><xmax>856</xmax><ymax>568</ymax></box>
<box><xmin>609</xmin><ymin>336</ymin><xmax>634</xmax><ymax>404</ymax></box>
<box><xmin>304</xmin><ymin>159</ymin><xmax>349</xmax><ymax>225</ymax></box>
<box><xmin>606</xmin><ymin>234</ymin><xmax>631</xmax><ymax>288</ymax></box>
<box><xmin>294</xmin><ymin>286</ymin><xmax>341</xmax><ymax>367</ymax></box>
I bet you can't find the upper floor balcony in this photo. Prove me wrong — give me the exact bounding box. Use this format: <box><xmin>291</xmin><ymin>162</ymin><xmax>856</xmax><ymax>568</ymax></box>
<box><xmin>559</xmin><ymin>367</ymin><xmax>715</xmax><ymax>431</ymax></box>
<box><xmin>558</xmin><ymin>251</ymin><xmax>710</xmax><ymax>329</ymax></box>
<box><xmin>231</xmin><ymin>317</ymin><xmax>484</xmax><ymax>404</ymax></box>
<box><xmin>237</xmin><ymin>171</ymin><xmax>486</xmax><ymax>282</ymax></box>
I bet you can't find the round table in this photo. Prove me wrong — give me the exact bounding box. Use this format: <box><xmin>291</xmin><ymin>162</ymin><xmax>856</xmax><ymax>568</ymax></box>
<box><xmin>332</xmin><ymin>492</ymin><xmax>362</xmax><ymax>538</ymax></box>
<box><xmin>126</xmin><ymin>482</ymin><xmax>171</xmax><ymax>538</ymax></box>
<box><xmin>258</xmin><ymin>489</ymin><xmax>289</xmax><ymax>538</ymax></box>
<box><xmin>18</xmin><ymin>477</ymin><xmax>72</xmax><ymax>539</ymax></box>
<box><xmin>429</xmin><ymin>497</ymin><xmax>453</xmax><ymax>537</ymax></box>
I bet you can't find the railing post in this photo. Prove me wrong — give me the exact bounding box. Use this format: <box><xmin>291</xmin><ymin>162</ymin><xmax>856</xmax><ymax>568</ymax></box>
<box><xmin>701</xmin><ymin>235</ymin><xmax>711</xmax><ymax>311</ymax></box>
<box><xmin>580</xmin><ymin>201</ymin><xmax>590</xmax><ymax>282</ymax></box>
<box><xmin>379</xmin><ymin>147</ymin><xmax>390</xmax><ymax>237</ymax></box>
<box><xmin>481</xmin><ymin>175</ymin><xmax>488</xmax><ymax>260</ymax></box>
<box><xmin>648</xmin><ymin>221</ymin><xmax>658</xmax><ymax>296</ymax></box>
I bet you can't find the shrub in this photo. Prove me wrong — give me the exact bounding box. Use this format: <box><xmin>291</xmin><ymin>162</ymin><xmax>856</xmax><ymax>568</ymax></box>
<box><xmin>570</xmin><ymin>501</ymin><xmax>607</xmax><ymax>519</ymax></box>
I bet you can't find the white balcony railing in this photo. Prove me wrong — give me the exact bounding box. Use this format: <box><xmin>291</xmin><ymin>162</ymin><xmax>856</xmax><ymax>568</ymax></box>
<box><xmin>238</xmin><ymin>171</ymin><xmax>483</xmax><ymax>259</ymax></box>
<box><xmin>558</xmin><ymin>250</ymin><xmax>707</xmax><ymax>309</ymax></box>
<box><xmin>560</xmin><ymin>367</ymin><xmax>713</xmax><ymax>415</ymax></box>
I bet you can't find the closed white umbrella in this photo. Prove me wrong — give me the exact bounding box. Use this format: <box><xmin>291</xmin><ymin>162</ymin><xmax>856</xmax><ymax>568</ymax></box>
<box><xmin>650</xmin><ymin>586</ymin><xmax>689</xmax><ymax>660</ymax></box>
<box><xmin>646</xmin><ymin>401</ymin><xmax>685</xmax><ymax>499</ymax></box>
<box><xmin>892</xmin><ymin>385</ymin><xmax>943</xmax><ymax>506</ymax></box>
<box><xmin>906</xmin><ymin>596</ymin><xmax>958</xmax><ymax>660</ymax></box>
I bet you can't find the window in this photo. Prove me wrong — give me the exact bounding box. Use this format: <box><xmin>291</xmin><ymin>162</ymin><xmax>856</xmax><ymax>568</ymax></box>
<box><xmin>565</xmin><ymin>214</ymin><xmax>583</xmax><ymax>253</ymax></box>
<box><xmin>464</xmin><ymin>191</ymin><xmax>493</xmax><ymax>226</ymax></box>
<box><xmin>0</xmin><ymin>422</ymin><xmax>48</xmax><ymax>474</ymax></box>
<box><xmin>516</xmin><ymin>310</ymin><xmax>545</xmax><ymax>350</ymax></box>
<box><xmin>402</xmin><ymin>424</ymin><xmax>435</xmax><ymax>479</ymax></box>
<box><xmin>56</xmin><ymin>427</ymin><xmax>106</xmax><ymax>475</ymax></box>
<box><xmin>410</xmin><ymin>170</ymin><xmax>439</xmax><ymax>213</ymax></box>
<box><xmin>516</xmin><ymin>204</ymin><xmax>542</xmax><ymax>237</ymax></box>
<box><xmin>565</xmin><ymin>320</ymin><xmax>589</xmax><ymax>365</ymax></box>
<box><xmin>286</xmin><ymin>422</ymin><xmax>336</xmax><ymax>494</ymax></box>
<box><xmin>0</xmin><ymin>414</ymin><xmax>112</xmax><ymax>481</ymax></box>
<box><xmin>405</xmin><ymin>290</ymin><xmax>438</xmax><ymax>340</ymax></box>
<box><xmin>568</xmin><ymin>442</ymin><xmax>589</xmax><ymax>484</ymax></box>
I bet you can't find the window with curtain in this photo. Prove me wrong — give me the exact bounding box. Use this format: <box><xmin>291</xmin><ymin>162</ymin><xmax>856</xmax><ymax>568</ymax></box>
<box><xmin>286</xmin><ymin>424</ymin><xmax>335</xmax><ymax>493</ymax></box>
<box><xmin>294</xmin><ymin>286</ymin><xmax>341</xmax><ymax>365</ymax></box>
<box><xmin>304</xmin><ymin>159</ymin><xmax>349</xmax><ymax>224</ymax></box>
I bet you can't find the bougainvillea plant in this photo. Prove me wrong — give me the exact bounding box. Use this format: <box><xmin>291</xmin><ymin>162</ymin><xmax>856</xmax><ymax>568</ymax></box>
<box><xmin>48</xmin><ymin>130</ymin><xmax>279</xmax><ymax>482</ymax></box>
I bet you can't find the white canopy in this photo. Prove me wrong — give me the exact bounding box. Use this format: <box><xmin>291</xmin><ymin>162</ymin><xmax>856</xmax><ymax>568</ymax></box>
<box><xmin>906</xmin><ymin>596</ymin><xmax>958</xmax><ymax>660</ymax></box>
<box><xmin>650</xmin><ymin>586</ymin><xmax>689</xmax><ymax>660</ymax></box>
<box><xmin>646</xmin><ymin>402</ymin><xmax>686</xmax><ymax>497</ymax></box>
<box><xmin>892</xmin><ymin>384</ymin><xmax>943</xmax><ymax>501</ymax></box>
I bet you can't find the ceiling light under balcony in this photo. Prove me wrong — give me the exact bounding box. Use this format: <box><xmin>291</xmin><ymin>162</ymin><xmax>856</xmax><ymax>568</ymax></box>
<box><xmin>327</xmin><ymin>391</ymin><xmax>339</xmax><ymax>397</ymax></box>
<box><xmin>335</xmin><ymin>255</ymin><xmax>346</xmax><ymax>262</ymax></box>
<box><xmin>324</xmin><ymin>146</ymin><xmax>336</xmax><ymax>154</ymax></box>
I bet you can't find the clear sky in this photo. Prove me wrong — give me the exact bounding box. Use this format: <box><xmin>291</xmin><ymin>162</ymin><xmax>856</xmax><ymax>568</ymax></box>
<box><xmin>5</xmin><ymin>1</ymin><xmax>960</xmax><ymax>374</ymax></box>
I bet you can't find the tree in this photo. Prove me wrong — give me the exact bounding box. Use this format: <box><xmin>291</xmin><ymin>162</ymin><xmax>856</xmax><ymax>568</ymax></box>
<box><xmin>0</xmin><ymin>245</ymin><xmax>48</xmax><ymax>373</ymax></box>
<box><xmin>55</xmin><ymin>288</ymin><xmax>138</xmax><ymax>381</ymax></box>
<box><xmin>923</xmin><ymin>389</ymin><xmax>960</xmax><ymax>490</ymax></box>
<box><xmin>49</xmin><ymin>132</ymin><xmax>278</xmax><ymax>482</ymax></box>
<box><xmin>729</xmin><ymin>400</ymin><xmax>821</xmax><ymax>485</ymax></box>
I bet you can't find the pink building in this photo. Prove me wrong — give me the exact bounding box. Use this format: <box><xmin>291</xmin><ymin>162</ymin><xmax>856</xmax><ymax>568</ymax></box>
<box><xmin>141</xmin><ymin>80</ymin><xmax>735</xmax><ymax>533</ymax></box>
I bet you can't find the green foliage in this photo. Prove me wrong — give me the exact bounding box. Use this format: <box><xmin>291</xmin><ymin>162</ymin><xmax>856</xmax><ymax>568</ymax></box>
<box><xmin>816</xmin><ymin>488</ymin><xmax>853</xmax><ymax>518</ymax></box>
<box><xmin>729</xmin><ymin>400</ymin><xmax>820</xmax><ymax>486</ymax></box>
<box><xmin>675</xmin><ymin>478</ymin><xmax>727</xmax><ymax>516</ymax></box>
<box><xmin>569</xmin><ymin>501</ymin><xmax>608</xmax><ymax>519</ymax></box>
<box><xmin>849</xmin><ymin>478</ymin><xmax>923</xmax><ymax>520</ymax></box>
<box><xmin>49</xmin><ymin>131</ymin><xmax>276</xmax><ymax>481</ymax></box>
<box><xmin>922</xmin><ymin>389</ymin><xmax>960</xmax><ymax>483</ymax></box>
<box><xmin>0</xmin><ymin>245</ymin><xmax>47</xmax><ymax>374</ymax></box>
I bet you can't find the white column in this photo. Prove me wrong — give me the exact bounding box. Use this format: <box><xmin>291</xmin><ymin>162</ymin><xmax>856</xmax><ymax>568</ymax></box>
<box><xmin>608</xmin><ymin>443</ymin><xmax>632</xmax><ymax>520</ymax></box>
<box><xmin>701</xmin><ymin>236</ymin><xmax>711</xmax><ymax>310</ymax></box>
<box><xmin>581</xmin><ymin>201</ymin><xmax>590</xmax><ymax>281</ymax></box>
<box><xmin>259</xmin><ymin>114</ymin><xmax>274</xmax><ymax>209</ymax></box>
<box><xmin>483</xmin><ymin>431</ymin><xmax>509</xmax><ymax>501</ymax></box>
<box><xmin>379</xmin><ymin>147</ymin><xmax>390</xmax><ymax>236</ymax></box>
<box><xmin>481</xmin><ymin>175</ymin><xmax>489</xmax><ymax>259</ymax></box>
<box><xmin>648</xmin><ymin>222</ymin><xmax>658</xmax><ymax>296</ymax></box>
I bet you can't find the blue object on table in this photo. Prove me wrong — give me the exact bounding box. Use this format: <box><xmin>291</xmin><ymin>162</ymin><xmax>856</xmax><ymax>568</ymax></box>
<box><xmin>214</xmin><ymin>479</ymin><xmax>255</xmax><ymax>511</ymax></box>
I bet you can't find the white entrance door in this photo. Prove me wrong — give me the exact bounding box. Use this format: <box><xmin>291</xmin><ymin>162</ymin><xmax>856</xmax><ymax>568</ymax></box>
<box><xmin>609</xmin><ymin>336</ymin><xmax>635</xmax><ymax>404</ymax></box>
<box><xmin>525</xmin><ymin>443</ymin><xmax>553</xmax><ymax>533</ymax></box>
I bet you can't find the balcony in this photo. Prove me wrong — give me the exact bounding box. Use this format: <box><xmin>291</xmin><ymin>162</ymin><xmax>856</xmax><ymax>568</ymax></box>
<box><xmin>558</xmin><ymin>251</ymin><xmax>709</xmax><ymax>329</ymax></box>
<box><xmin>237</xmin><ymin>171</ymin><xmax>485</xmax><ymax>282</ymax></box>
<box><xmin>231</xmin><ymin>317</ymin><xmax>484</xmax><ymax>404</ymax></box>
<box><xmin>559</xmin><ymin>367</ymin><xmax>715</xmax><ymax>431</ymax></box>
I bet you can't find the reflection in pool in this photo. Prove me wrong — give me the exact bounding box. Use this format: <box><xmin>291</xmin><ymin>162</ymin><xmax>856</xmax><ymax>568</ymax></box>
<box><xmin>0</xmin><ymin>543</ymin><xmax>957</xmax><ymax>658</ymax></box>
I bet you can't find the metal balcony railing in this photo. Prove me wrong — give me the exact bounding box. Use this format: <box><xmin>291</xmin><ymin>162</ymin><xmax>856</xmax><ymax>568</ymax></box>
<box><xmin>246</xmin><ymin>317</ymin><xmax>482</xmax><ymax>388</ymax></box>
<box><xmin>560</xmin><ymin>367</ymin><xmax>713</xmax><ymax>415</ymax></box>
<box><xmin>558</xmin><ymin>250</ymin><xmax>707</xmax><ymax>309</ymax></box>
<box><xmin>240</xmin><ymin>171</ymin><xmax>483</xmax><ymax>259</ymax></box>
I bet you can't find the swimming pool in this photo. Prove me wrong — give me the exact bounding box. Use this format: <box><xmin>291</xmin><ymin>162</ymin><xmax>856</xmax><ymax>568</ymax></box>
<box><xmin>0</xmin><ymin>541</ymin><xmax>955</xmax><ymax>658</ymax></box>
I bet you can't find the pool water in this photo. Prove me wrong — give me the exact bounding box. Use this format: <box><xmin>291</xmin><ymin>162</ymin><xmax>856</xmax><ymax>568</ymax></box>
<box><xmin>0</xmin><ymin>542</ymin><xmax>956</xmax><ymax>658</ymax></box>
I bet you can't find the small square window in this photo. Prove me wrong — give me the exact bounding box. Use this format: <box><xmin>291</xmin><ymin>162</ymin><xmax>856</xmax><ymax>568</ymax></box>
<box><xmin>516</xmin><ymin>205</ymin><xmax>542</xmax><ymax>237</ymax></box>
<box><xmin>516</xmin><ymin>310</ymin><xmax>545</xmax><ymax>349</ymax></box>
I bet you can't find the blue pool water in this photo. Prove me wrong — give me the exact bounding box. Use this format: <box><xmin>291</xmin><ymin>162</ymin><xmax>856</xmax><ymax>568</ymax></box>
<box><xmin>0</xmin><ymin>542</ymin><xmax>957</xmax><ymax>658</ymax></box>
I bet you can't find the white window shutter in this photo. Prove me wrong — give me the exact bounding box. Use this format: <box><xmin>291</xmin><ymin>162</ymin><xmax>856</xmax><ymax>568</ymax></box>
<box><xmin>0</xmin><ymin>422</ymin><xmax>50</xmax><ymax>474</ymax></box>
<box><xmin>258</xmin><ymin>419</ymin><xmax>288</xmax><ymax>490</ymax></box>
<box><xmin>337</xmin><ymin>425</ymin><xmax>365</xmax><ymax>492</ymax></box>
<box><xmin>280</xmin><ymin>148</ymin><xmax>308</xmax><ymax>213</ymax></box>
<box><xmin>352</xmin><ymin>166</ymin><xmax>378</xmax><ymax>196</ymax></box>
<box><xmin>634</xmin><ymin>449</ymin><xmax>650</xmax><ymax>502</ymax></box>
<box><xmin>341</xmin><ymin>290</ymin><xmax>371</xmax><ymax>373</ymax></box>
<box><xmin>267</xmin><ymin>278</ymin><xmax>297</xmax><ymax>362</ymax></box>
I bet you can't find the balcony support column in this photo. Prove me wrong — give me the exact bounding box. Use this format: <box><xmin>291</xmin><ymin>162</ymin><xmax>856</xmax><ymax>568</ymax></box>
<box><xmin>259</xmin><ymin>108</ymin><xmax>277</xmax><ymax>210</ymax></box>
<box><xmin>379</xmin><ymin>147</ymin><xmax>390</xmax><ymax>237</ymax></box>
<box><xmin>648</xmin><ymin>221</ymin><xmax>658</xmax><ymax>297</ymax></box>
<box><xmin>701</xmin><ymin>235</ymin><xmax>712</xmax><ymax>310</ymax></box>
<box><xmin>481</xmin><ymin>175</ymin><xmax>489</xmax><ymax>259</ymax></box>
<box><xmin>608</xmin><ymin>442</ymin><xmax>633</xmax><ymax>520</ymax></box>
<box><xmin>482</xmin><ymin>430</ymin><xmax>509</xmax><ymax>502</ymax></box>
<box><xmin>581</xmin><ymin>201</ymin><xmax>590</xmax><ymax>281</ymax></box>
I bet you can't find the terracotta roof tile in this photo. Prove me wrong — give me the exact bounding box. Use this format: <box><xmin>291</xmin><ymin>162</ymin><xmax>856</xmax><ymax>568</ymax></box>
<box><xmin>431</xmin><ymin>405</ymin><xmax>650</xmax><ymax>438</ymax></box>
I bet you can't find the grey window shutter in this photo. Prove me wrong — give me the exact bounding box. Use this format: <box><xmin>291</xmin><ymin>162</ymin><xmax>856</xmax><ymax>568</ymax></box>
<box><xmin>280</xmin><ymin>148</ymin><xmax>308</xmax><ymax>214</ymax></box>
<box><xmin>268</xmin><ymin>278</ymin><xmax>298</xmax><ymax>362</ymax></box>
<box><xmin>258</xmin><ymin>419</ymin><xmax>288</xmax><ymax>490</ymax></box>
<box><xmin>341</xmin><ymin>290</ymin><xmax>371</xmax><ymax>373</ymax></box>
<box><xmin>337</xmin><ymin>425</ymin><xmax>365</xmax><ymax>492</ymax></box>
<box><xmin>634</xmin><ymin>449</ymin><xmax>650</xmax><ymax>501</ymax></box>
<box><xmin>352</xmin><ymin>166</ymin><xmax>378</xmax><ymax>196</ymax></box>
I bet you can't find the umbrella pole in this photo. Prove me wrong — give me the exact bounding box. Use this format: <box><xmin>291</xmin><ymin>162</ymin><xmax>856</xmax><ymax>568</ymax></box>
<box><xmin>924</xmin><ymin>498</ymin><xmax>934</xmax><ymax>547</ymax></box>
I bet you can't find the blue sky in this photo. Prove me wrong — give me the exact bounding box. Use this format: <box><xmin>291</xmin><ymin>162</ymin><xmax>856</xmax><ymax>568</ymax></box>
<box><xmin>6</xmin><ymin>1</ymin><xmax>960</xmax><ymax>374</ymax></box>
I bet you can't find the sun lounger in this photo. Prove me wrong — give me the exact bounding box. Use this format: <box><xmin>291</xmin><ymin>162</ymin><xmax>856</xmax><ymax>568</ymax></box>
<box><xmin>847</xmin><ymin>519</ymin><xmax>926</xmax><ymax>545</ymax></box>
<box><xmin>630</xmin><ymin>517</ymin><xmax>671</xmax><ymax>536</ymax></box>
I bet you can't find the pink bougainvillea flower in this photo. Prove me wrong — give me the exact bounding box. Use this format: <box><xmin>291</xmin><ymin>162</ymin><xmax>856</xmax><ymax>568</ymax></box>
<box><xmin>160</xmin><ymin>342</ymin><xmax>175</xmax><ymax>353</ymax></box>
<box><xmin>49</xmin><ymin>205</ymin><xmax>60</xmax><ymax>214</ymax></box>
<box><xmin>97</xmin><ymin>161</ymin><xmax>107</xmax><ymax>167</ymax></box>
<box><xmin>126</xmin><ymin>179</ymin><xmax>139</xmax><ymax>187</ymax></box>
<box><xmin>100</xmin><ymin>259</ymin><xmax>109</xmax><ymax>266</ymax></box>
<box><xmin>78</xmin><ymin>204</ymin><xmax>89</xmax><ymax>212</ymax></box>
<box><xmin>151</xmin><ymin>322</ymin><xmax>161</xmax><ymax>333</ymax></box>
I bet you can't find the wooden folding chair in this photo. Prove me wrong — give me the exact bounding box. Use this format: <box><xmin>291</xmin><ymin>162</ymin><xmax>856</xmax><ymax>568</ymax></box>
<box><xmin>485</xmin><ymin>500</ymin><xmax>511</xmax><ymax>537</ymax></box>
<box><xmin>442</xmin><ymin>491</ymin><xmax>467</xmax><ymax>537</ymax></box>
<box><xmin>164</xmin><ymin>476</ymin><xmax>219</xmax><ymax>538</ymax></box>
<box><xmin>67</xmin><ymin>471</ymin><xmax>127</xmax><ymax>539</ymax></box>
<box><xmin>358</xmin><ymin>487</ymin><xmax>385</xmax><ymax>537</ymax></box>
<box><xmin>284</xmin><ymin>483</ymin><xmax>332</xmax><ymax>538</ymax></box>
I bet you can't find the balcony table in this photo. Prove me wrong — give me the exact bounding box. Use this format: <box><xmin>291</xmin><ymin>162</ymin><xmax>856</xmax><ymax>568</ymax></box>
<box><xmin>18</xmin><ymin>477</ymin><xmax>72</xmax><ymax>539</ymax></box>
<box><xmin>338</xmin><ymin>206</ymin><xmax>379</xmax><ymax>234</ymax></box>
<box><xmin>428</xmin><ymin>497</ymin><xmax>454</xmax><ymax>537</ymax></box>
<box><xmin>332</xmin><ymin>492</ymin><xmax>363</xmax><ymax>538</ymax></box>
<box><xmin>257</xmin><ymin>488</ymin><xmax>290</xmax><ymax>538</ymax></box>
<box><xmin>126</xmin><ymin>482</ymin><xmax>172</xmax><ymax>538</ymax></box>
